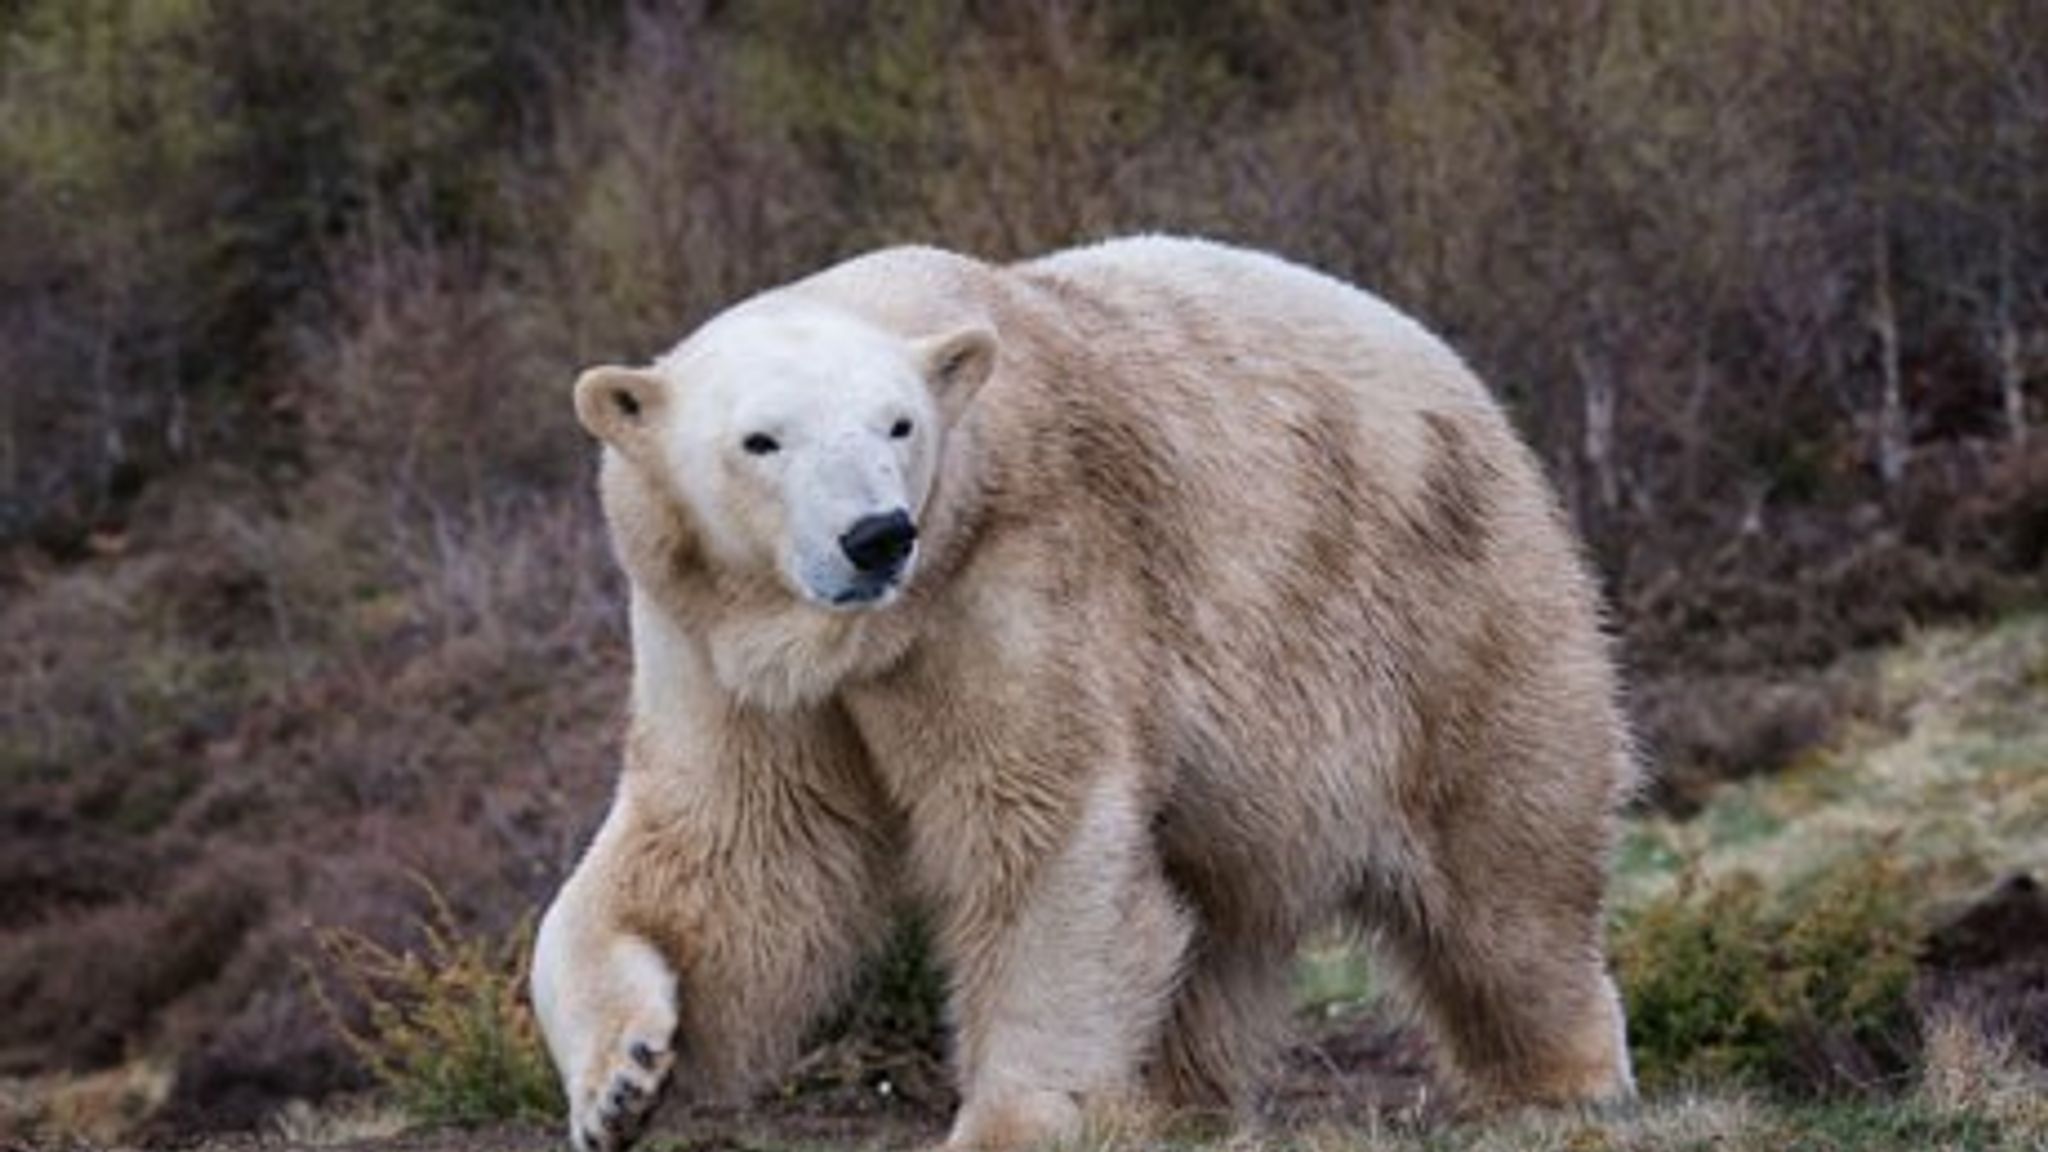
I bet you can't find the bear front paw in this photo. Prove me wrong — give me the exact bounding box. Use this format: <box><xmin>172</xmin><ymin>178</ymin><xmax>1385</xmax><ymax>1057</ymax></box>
<box><xmin>571</xmin><ymin>1035</ymin><xmax>674</xmax><ymax>1152</ymax></box>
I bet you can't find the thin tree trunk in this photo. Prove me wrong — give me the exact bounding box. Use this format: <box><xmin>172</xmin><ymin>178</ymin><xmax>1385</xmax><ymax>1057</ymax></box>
<box><xmin>1997</xmin><ymin>225</ymin><xmax>2028</xmax><ymax>447</ymax></box>
<box><xmin>1577</xmin><ymin>343</ymin><xmax>1619</xmax><ymax>514</ymax></box>
<box><xmin>1872</xmin><ymin>216</ymin><xmax>1908</xmax><ymax>489</ymax></box>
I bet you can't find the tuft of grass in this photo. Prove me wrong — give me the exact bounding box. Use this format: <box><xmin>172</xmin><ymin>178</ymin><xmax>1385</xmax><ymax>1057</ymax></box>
<box><xmin>1294</xmin><ymin>940</ymin><xmax>1378</xmax><ymax>1021</ymax></box>
<box><xmin>0</xmin><ymin>1060</ymin><xmax>173</xmax><ymax>1147</ymax></box>
<box><xmin>1919</xmin><ymin>1013</ymin><xmax>2048</xmax><ymax>1140</ymax></box>
<box><xmin>309</xmin><ymin>884</ymin><xmax>558</xmax><ymax>1127</ymax></box>
<box><xmin>1613</xmin><ymin>849</ymin><xmax>1921</xmax><ymax>1095</ymax></box>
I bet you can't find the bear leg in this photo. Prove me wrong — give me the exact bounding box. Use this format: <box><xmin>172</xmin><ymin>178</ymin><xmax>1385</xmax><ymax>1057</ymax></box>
<box><xmin>1146</xmin><ymin>931</ymin><xmax>1294</xmax><ymax>1115</ymax></box>
<box><xmin>936</xmin><ymin>775</ymin><xmax>1193</xmax><ymax>1150</ymax></box>
<box><xmin>1370</xmin><ymin>849</ymin><xmax>1634</xmax><ymax>1109</ymax></box>
<box><xmin>532</xmin><ymin>873</ymin><xmax>678</xmax><ymax>1152</ymax></box>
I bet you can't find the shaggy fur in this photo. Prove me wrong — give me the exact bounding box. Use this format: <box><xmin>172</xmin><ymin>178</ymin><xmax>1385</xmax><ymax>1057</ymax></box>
<box><xmin>532</xmin><ymin>237</ymin><xmax>1638</xmax><ymax>1152</ymax></box>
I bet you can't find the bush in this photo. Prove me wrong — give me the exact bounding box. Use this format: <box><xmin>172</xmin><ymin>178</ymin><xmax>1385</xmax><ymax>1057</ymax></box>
<box><xmin>310</xmin><ymin>884</ymin><xmax>557</xmax><ymax>1126</ymax></box>
<box><xmin>779</xmin><ymin>915</ymin><xmax>954</xmax><ymax>1111</ymax></box>
<box><xmin>824</xmin><ymin>915</ymin><xmax>948</xmax><ymax>1054</ymax></box>
<box><xmin>1615</xmin><ymin>850</ymin><xmax>1922</xmax><ymax>1095</ymax></box>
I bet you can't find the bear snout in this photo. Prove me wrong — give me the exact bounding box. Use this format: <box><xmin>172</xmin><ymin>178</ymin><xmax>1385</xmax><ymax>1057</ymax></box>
<box><xmin>839</xmin><ymin>510</ymin><xmax>917</xmax><ymax>574</ymax></box>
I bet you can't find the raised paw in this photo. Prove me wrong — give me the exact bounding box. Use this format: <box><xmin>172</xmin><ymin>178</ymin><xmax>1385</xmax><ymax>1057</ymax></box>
<box><xmin>571</xmin><ymin>1036</ymin><xmax>675</xmax><ymax>1152</ymax></box>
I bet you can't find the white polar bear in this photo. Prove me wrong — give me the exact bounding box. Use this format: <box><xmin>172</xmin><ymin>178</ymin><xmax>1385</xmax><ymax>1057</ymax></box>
<box><xmin>534</xmin><ymin>237</ymin><xmax>1637</xmax><ymax>1152</ymax></box>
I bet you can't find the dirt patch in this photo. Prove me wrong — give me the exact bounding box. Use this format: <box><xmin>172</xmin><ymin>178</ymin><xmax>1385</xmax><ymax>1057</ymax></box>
<box><xmin>1270</xmin><ymin>1014</ymin><xmax>1434</xmax><ymax>1126</ymax></box>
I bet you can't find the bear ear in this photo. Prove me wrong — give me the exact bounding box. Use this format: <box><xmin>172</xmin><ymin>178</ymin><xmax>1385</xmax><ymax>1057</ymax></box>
<box><xmin>573</xmin><ymin>366</ymin><xmax>664</xmax><ymax>453</ymax></box>
<box><xmin>914</xmin><ymin>325</ymin><xmax>998</xmax><ymax>409</ymax></box>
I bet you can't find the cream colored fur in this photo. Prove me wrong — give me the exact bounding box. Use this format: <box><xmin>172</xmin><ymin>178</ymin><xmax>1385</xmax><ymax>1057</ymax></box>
<box><xmin>533</xmin><ymin>236</ymin><xmax>1638</xmax><ymax>1152</ymax></box>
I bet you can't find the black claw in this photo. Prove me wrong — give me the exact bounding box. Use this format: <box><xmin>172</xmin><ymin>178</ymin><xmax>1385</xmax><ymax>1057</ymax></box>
<box><xmin>629</xmin><ymin>1040</ymin><xmax>659</xmax><ymax>1069</ymax></box>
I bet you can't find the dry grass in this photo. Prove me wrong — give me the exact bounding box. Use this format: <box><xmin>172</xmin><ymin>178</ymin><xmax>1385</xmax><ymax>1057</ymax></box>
<box><xmin>1919</xmin><ymin>1014</ymin><xmax>2048</xmax><ymax>1135</ymax></box>
<box><xmin>0</xmin><ymin>1060</ymin><xmax>172</xmax><ymax>1147</ymax></box>
<box><xmin>265</xmin><ymin>1096</ymin><xmax>410</xmax><ymax>1148</ymax></box>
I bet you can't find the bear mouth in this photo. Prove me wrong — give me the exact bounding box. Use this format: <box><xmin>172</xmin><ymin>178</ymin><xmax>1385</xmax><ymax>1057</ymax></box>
<box><xmin>832</xmin><ymin>587</ymin><xmax>889</xmax><ymax>607</ymax></box>
<box><xmin>802</xmin><ymin>556</ymin><xmax>911</xmax><ymax>612</ymax></box>
<box><xmin>794</xmin><ymin>544</ymin><xmax>916</xmax><ymax>613</ymax></box>
<box><xmin>827</xmin><ymin>572</ymin><xmax>903</xmax><ymax>608</ymax></box>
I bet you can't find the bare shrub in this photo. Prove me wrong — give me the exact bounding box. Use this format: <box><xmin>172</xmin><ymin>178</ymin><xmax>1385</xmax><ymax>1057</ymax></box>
<box><xmin>1916</xmin><ymin>873</ymin><xmax>2048</xmax><ymax>1073</ymax></box>
<box><xmin>291</xmin><ymin>224</ymin><xmax>577</xmax><ymax>510</ymax></box>
<box><xmin>1635</xmin><ymin>670</ymin><xmax>1867</xmax><ymax>814</ymax></box>
<box><xmin>504</xmin><ymin>1</ymin><xmax>847</xmax><ymax>360</ymax></box>
<box><xmin>0</xmin><ymin>858</ymin><xmax>263</xmax><ymax>1072</ymax></box>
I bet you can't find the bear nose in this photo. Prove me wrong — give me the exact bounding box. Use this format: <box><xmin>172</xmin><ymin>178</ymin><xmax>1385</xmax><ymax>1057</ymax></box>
<box><xmin>840</xmin><ymin>510</ymin><xmax>918</xmax><ymax>574</ymax></box>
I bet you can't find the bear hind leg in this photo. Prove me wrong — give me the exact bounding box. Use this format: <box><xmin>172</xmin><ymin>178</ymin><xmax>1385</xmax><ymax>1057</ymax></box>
<box><xmin>1146</xmin><ymin>929</ymin><xmax>1294</xmax><ymax>1117</ymax></box>
<box><xmin>1364</xmin><ymin>844</ymin><xmax>1633</xmax><ymax>1109</ymax></box>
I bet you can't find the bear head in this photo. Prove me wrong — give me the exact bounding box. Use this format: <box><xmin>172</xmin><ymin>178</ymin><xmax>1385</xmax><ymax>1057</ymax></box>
<box><xmin>574</xmin><ymin>298</ymin><xmax>997</xmax><ymax>614</ymax></box>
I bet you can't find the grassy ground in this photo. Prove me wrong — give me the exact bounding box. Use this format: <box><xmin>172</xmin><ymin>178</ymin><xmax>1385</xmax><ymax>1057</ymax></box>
<box><xmin>1617</xmin><ymin>612</ymin><xmax>2048</xmax><ymax>908</ymax></box>
<box><xmin>177</xmin><ymin>1064</ymin><xmax>2048</xmax><ymax>1152</ymax></box>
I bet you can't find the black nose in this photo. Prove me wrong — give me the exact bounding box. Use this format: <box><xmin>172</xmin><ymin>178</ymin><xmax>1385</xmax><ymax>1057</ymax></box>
<box><xmin>840</xmin><ymin>510</ymin><xmax>917</xmax><ymax>574</ymax></box>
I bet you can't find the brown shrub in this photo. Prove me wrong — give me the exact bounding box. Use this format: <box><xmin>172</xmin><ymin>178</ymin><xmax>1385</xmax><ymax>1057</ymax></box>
<box><xmin>0</xmin><ymin>858</ymin><xmax>262</xmax><ymax>1072</ymax></box>
<box><xmin>1633</xmin><ymin>669</ymin><xmax>1870</xmax><ymax>815</ymax></box>
<box><xmin>290</xmin><ymin>227</ymin><xmax>578</xmax><ymax>511</ymax></box>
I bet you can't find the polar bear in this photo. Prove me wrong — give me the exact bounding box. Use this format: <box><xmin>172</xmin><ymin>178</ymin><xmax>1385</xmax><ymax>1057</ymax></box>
<box><xmin>531</xmin><ymin>237</ymin><xmax>1637</xmax><ymax>1152</ymax></box>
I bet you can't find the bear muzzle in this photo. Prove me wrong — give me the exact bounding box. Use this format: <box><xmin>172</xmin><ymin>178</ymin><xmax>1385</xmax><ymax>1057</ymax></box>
<box><xmin>838</xmin><ymin>509</ymin><xmax>917</xmax><ymax>576</ymax></box>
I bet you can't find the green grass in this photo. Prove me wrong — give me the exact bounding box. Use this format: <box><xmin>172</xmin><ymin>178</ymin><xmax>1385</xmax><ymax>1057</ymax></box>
<box><xmin>1295</xmin><ymin>940</ymin><xmax>1378</xmax><ymax>1021</ymax></box>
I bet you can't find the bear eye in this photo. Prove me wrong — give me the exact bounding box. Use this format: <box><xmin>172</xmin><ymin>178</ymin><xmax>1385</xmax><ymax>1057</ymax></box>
<box><xmin>889</xmin><ymin>418</ymin><xmax>914</xmax><ymax>440</ymax></box>
<box><xmin>741</xmin><ymin>433</ymin><xmax>780</xmax><ymax>456</ymax></box>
